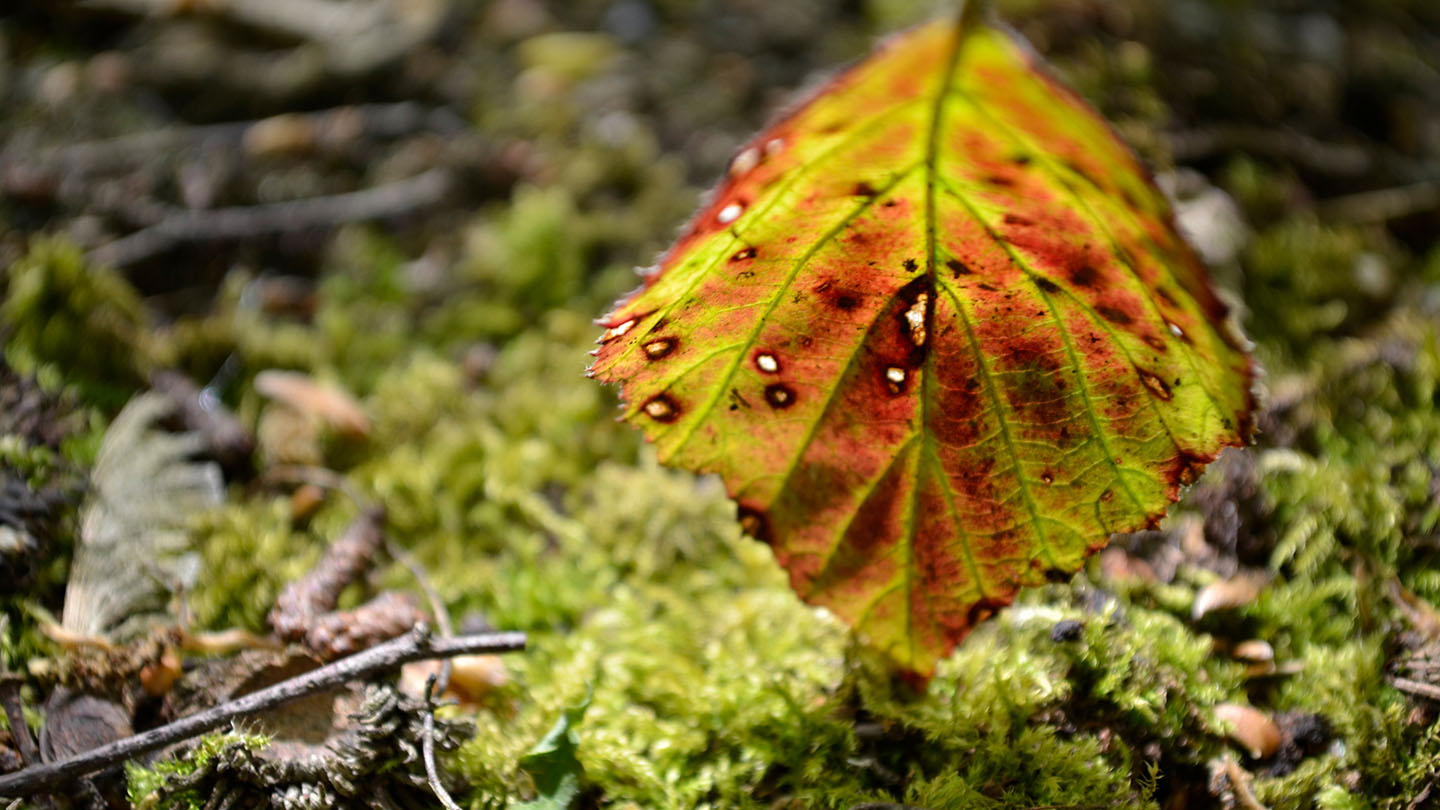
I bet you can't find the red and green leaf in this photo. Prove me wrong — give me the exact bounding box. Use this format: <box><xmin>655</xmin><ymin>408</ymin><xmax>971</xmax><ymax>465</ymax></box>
<box><xmin>590</xmin><ymin>14</ymin><xmax>1254</xmax><ymax>678</ymax></box>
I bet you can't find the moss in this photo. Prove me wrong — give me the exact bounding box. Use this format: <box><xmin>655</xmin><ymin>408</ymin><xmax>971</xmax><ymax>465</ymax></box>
<box><xmin>126</xmin><ymin>731</ymin><xmax>270</xmax><ymax>810</ymax></box>
<box><xmin>5</xmin><ymin>2</ymin><xmax>1440</xmax><ymax>807</ymax></box>
<box><xmin>1</xmin><ymin>236</ymin><xmax>155</xmax><ymax>406</ymax></box>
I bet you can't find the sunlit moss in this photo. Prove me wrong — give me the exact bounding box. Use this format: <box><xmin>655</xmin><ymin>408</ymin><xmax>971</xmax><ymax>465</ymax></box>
<box><xmin>7</xmin><ymin>3</ymin><xmax>1440</xmax><ymax>806</ymax></box>
<box><xmin>1</xmin><ymin>236</ymin><xmax>155</xmax><ymax>406</ymax></box>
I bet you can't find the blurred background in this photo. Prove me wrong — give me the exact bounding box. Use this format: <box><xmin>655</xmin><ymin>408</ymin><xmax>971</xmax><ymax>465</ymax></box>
<box><xmin>3</xmin><ymin>1</ymin><xmax>1440</xmax><ymax>809</ymax></box>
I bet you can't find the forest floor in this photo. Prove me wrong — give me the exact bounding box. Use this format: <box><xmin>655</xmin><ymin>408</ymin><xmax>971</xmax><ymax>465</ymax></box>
<box><xmin>3</xmin><ymin>0</ymin><xmax>1440</xmax><ymax>808</ymax></box>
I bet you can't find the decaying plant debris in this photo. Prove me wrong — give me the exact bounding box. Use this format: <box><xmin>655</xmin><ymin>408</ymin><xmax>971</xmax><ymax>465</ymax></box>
<box><xmin>3</xmin><ymin>0</ymin><xmax>1440</xmax><ymax>808</ymax></box>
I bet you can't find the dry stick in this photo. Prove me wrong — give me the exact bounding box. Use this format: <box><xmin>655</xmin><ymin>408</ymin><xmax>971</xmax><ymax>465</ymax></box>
<box><xmin>421</xmin><ymin>676</ymin><xmax>463</xmax><ymax>810</ymax></box>
<box><xmin>386</xmin><ymin>539</ymin><xmax>461</xmax><ymax>809</ymax></box>
<box><xmin>1220</xmin><ymin>757</ymin><xmax>1268</xmax><ymax>810</ymax></box>
<box><xmin>1390</xmin><ymin>675</ymin><xmax>1440</xmax><ymax>702</ymax></box>
<box><xmin>1318</xmin><ymin>180</ymin><xmax>1440</xmax><ymax>224</ymax></box>
<box><xmin>1165</xmin><ymin>125</ymin><xmax>1379</xmax><ymax>177</ymax></box>
<box><xmin>3</xmin><ymin>103</ymin><xmax>464</xmax><ymax>178</ymax></box>
<box><xmin>0</xmin><ymin>626</ymin><xmax>525</xmax><ymax>799</ymax></box>
<box><xmin>0</xmin><ymin>677</ymin><xmax>39</xmax><ymax>767</ymax></box>
<box><xmin>87</xmin><ymin>168</ymin><xmax>451</xmax><ymax>267</ymax></box>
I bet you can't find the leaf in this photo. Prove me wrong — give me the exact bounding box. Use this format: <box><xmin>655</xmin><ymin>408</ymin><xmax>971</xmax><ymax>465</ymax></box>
<box><xmin>61</xmin><ymin>392</ymin><xmax>223</xmax><ymax>642</ymax></box>
<box><xmin>512</xmin><ymin>692</ymin><xmax>591</xmax><ymax>810</ymax></box>
<box><xmin>589</xmin><ymin>13</ymin><xmax>1253</xmax><ymax>677</ymax></box>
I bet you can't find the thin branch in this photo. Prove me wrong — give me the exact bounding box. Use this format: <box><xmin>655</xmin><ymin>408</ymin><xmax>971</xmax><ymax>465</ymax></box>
<box><xmin>1165</xmin><ymin>125</ymin><xmax>1378</xmax><ymax>176</ymax></box>
<box><xmin>421</xmin><ymin>676</ymin><xmax>463</xmax><ymax>810</ymax></box>
<box><xmin>387</xmin><ymin>533</ymin><xmax>461</xmax><ymax>810</ymax></box>
<box><xmin>1</xmin><ymin>103</ymin><xmax>464</xmax><ymax>178</ymax></box>
<box><xmin>0</xmin><ymin>677</ymin><xmax>39</xmax><ymax>767</ymax></box>
<box><xmin>1390</xmin><ymin>675</ymin><xmax>1440</xmax><ymax>702</ymax></box>
<box><xmin>87</xmin><ymin>168</ymin><xmax>452</xmax><ymax>267</ymax></box>
<box><xmin>0</xmin><ymin>626</ymin><xmax>525</xmax><ymax>799</ymax></box>
<box><xmin>1318</xmin><ymin>180</ymin><xmax>1440</xmax><ymax>224</ymax></box>
<box><xmin>1220</xmin><ymin>757</ymin><xmax>1268</xmax><ymax>810</ymax></box>
<box><xmin>386</xmin><ymin>539</ymin><xmax>454</xmax><ymax>694</ymax></box>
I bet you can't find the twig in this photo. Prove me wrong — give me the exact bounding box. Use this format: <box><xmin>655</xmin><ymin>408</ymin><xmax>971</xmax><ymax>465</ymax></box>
<box><xmin>76</xmin><ymin>0</ymin><xmax>448</xmax><ymax>78</ymax></box>
<box><xmin>1</xmin><ymin>103</ymin><xmax>464</xmax><ymax>177</ymax></box>
<box><xmin>1318</xmin><ymin>180</ymin><xmax>1440</xmax><ymax>224</ymax></box>
<box><xmin>0</xmin><ymin>677</ymin><xmax>39</xmax><ymax>767</ymax></box>
<box><xmin>0</xmin><ymin>626</ymin><xmax>525</xmax><ymax>799</ymax></box>
<box><xmin>1164</xmin><ymin>124</ymin><xmax>1440</xmax><ymax>183</ymax></box>
<box><xmin>1165</xmin><ymin>125</ymin><xmax>1379</xmax><ymax>176</ymax></box>
<box><xmin>421</xmin><ymin>676</ymin><xmax>463</xmax><ymax>810</ymax></box>
<box><xmin>87</xmin><ymin>168</ymin><xmax>451</xmax><ymax>267</ymax></box>
<box><xmin>386</xmin><ymin>539</ymin><xmax>454</xmax><ymax>693</ymax></box>
<box><xmin>1406</xmin><ymin>782</ymin><xmax>1433</xmax><ymax>810</ymax></box>
<box><xmin>1220</xmin><ymin>757</ymin><xmax>1268</xmax><ymax>810</ymax></box>
<box><xmin>1390</xmin><ymin>675</ymin><xmax>1440</xmax><ymax>702</ymax></box>
<box><xmin>269</xmin><ymin>507</ymin><xmax>388</xmax><ymax>642</ymax></box>
<box><xmin>397</xmin><ymin>543</ymin><xmax>461</xmax><ymax>809</ymax></box>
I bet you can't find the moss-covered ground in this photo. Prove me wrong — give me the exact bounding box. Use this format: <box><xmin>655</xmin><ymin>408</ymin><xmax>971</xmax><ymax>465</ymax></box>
<box><xmin>4</xmin><ymin>1</ymin><xmax>1440</xmax><ymax>807</ymax></box>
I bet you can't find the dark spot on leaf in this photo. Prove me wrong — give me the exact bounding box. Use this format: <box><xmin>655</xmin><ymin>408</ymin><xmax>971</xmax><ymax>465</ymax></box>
<box><xmin>1143</xmin><ymin>334</ymin><xmax>1167</xmax><ymax>352</ymax></box>
<box><xmin>966</xmin><ymin>599</ymin><xmax>1005</xmax><ymax>627</ymax></box>
<box><xmin>835</xmin><ymin>293</ymin><xmax>860</xmax><ymax>311</ymax></box>
<box><xmin>1156</xmin><ymin>287</ymin><xmax>1179</xmax><ymax>308</ymax></box>
<box><xmin>738</xmin><ymin>505</ymin><xmax>771</xmax><ymax>544</ymax></box>
<box><xmin>764</xmin><ymin>384</ymin><xmax>796</xmax><ymax>409</ymax></box>
<box><xmin>642</xmin><ymin>394</ymin><xmax>681</xmax><ymax>422</ymax></box>
<box><xmin>894</xmin><ymin>275</ymin><xmax>935</xmax><ymax>367</ymax></box>
<box><xmin>731</xmin><ymin>247</ymin><xmax>757</xmax><ymax>262</ymax></box>
<box><xmin>985</xmin><ymin>175</ymin><xmax>1014</xmax><ymax>187</ymax></box>
<box><xmin>1040</xmin><ymin>470</ymin><xmax>1054</xmax><ymax>485</ymax></box>
<box><xmin>1043</xmin><ymin>567</ymin><xmax>1071</xmax><ymax>584</ymax></box>
<box><xmin>1136</xmin><ymin>368</ymin><xmax>1172</xmax><ymax>401</ymax></box>
<box><xmin>1004</xmin><ymin>213</ymin><xmax>1032</xmax><ymax>226</ymax></box>
<box><xmin>883</xmin><ymin>366</ymin><xmax>908</xmax><ymax>395</ymax></box>
<box><xmin>1100</xmin><ymin>488</ymin><xmax>1114</xmax><ymax>502</ymax></box>
<box><xmin>947</xmin><ymin>258</ymin><xmax>970</xmax><ymax>277</ymax></box>
<box><xmin>728</xmin><ymin>387</ymin><xmax>751</xmax><ymax>411</ymax></box>
<box><xmin>903</xmin><ymin>258</ymin><xmax>919</xmax><ymax>272</ymax></box>
<box><xmin>642</xmin><ymin>337</ymin><xmax>677</xmax><ymax>359</ymax></box>
<box><xmin>1096</xmin><ymin>305</ymin><xmax>1133</xmax><ymax>325</ymax></box>
<box><xmin>1070</xmin><ymin>264</ymin><xmax>1099</xmax><ymax>287</ymax></box>
<box><xmin>852</xmin><ymin>181</ymin><xmax>877</xmax><ymax>197</ymax></box>
<box><xmin>1011</xmin><ymin>155</ymin><xmax>1033</xmax><ymax>166</ymax></box>
<box><xmin>977</xmin><ymin>282</ymin><xmax>998</xmax><ymax>292</ymax></box>
<box><xmin>1034</xmin><ymin>277</ymin><xmax>1060</xmax><ymax>294</ymax></box>
<box><xmin>883</xmin><ymin>199</ymin><xmax>898</xmax><ymax>208</ymax></box>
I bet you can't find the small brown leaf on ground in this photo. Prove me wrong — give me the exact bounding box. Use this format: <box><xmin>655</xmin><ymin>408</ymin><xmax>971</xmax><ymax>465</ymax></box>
<box><xmin>1232</xmin><ymin>639</ymin><xmax>1274</xmax><ymax>663</ymax></box>
<box><xmin>1215</xmin><ymin>703</ymin><xmax>1282</xmax><ymax>759</ymax></box>
<box><xmin>1193</xmin><ymin>572</ymin><xmax>1265</xmax><ymax>620</ymax></box>
<box><xmin>255</xmin><ymin>370</ymin><xmax>370</xmax><ymax>438</ymax></box>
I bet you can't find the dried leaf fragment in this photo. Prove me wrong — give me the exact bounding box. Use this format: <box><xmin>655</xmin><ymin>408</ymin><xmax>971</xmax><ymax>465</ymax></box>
<box><xmin>255</xmin><ymin>370</ymin><xmax>370</xmax><ymax>438</ymax></box>
<box><xmin>1193</xmin><ymin>573</ymin><xmax>1265</xmax><ymax>621</ymax></box>
<box><xmin>1214</xmin><ymin>702</ymin><xmax>1282</xmax><ymax>759</ymax></box>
